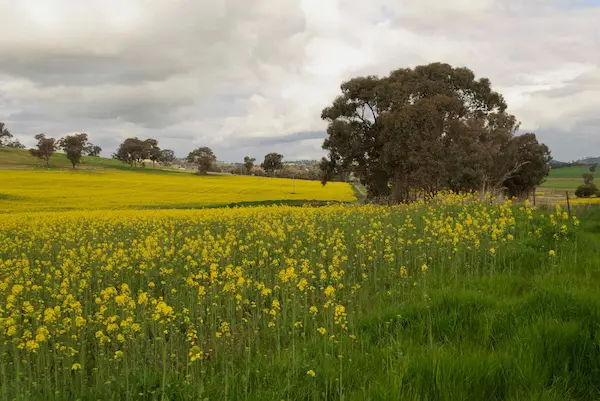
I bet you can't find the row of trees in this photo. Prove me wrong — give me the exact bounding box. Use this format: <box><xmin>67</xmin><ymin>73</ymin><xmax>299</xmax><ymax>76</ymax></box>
<box><xmin>29</xmin><ymin>133</ymin><xmax>102</xmax><ymax>168</ymax></box>
<box><xmin>319</xmin><ymin>62</ymin><xmax>551</xmax><ymax>202</ymax></box>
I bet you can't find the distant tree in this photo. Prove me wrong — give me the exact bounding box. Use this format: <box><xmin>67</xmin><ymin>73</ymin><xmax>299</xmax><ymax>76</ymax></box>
<box><xmin>159</xmin><ymin>149</ymin><xmax>176</xmax><ymax>167</ymax></box>
<box><xmin>144</xmin><ymin>138</ymin><xmax>161</xmax><ymax>168</ymax></box>
<box><xmin>583</xmin><ymin>173</ymin><xmax>594</xmax><ymax>185</ymax></box>
<box><xmin>590</xmin><ymin>164</ymin><xmax>597</xmax><ymax>173</ymax></box>
<box><xmin>0</xmin><ymin>121</ymin><xmax>25</xmax><ymax>148</ymax></box>
<box><xmin>261</xmin><ymin>153</ymin><xmax>283</xmax><ymax>176</ymax></box>
<box><xmin>0</xmin><ymin>121</ymin><xmax>11</xmax><ymax>146</ymax></box>
<box><xmin>113</xmin><ymin>137</ymin><xmax>159</xmax><ymax>167</ymax></box>
<box><xmin>187</xmin><ymin>147</ymin><xmax>216</xmax><ymax>175</ymax></box>
<box><xmin>243</xmin><ymin>156</ymin><xmax>256</xmax><ymax>175</ymax></box>
<box><xmin>59</xmin><ymin>133</ymin><xmax>97</xmax><ymax>169</ymax></box>
<box><xmin>29</xmin><ymin>134</ymin><xmax>57</xmax><ymax>166</ymax></box>
<box><xmin>86</xmin><ymin>145</ymin><xmax>102</xmax><ymax>157</ymax></box>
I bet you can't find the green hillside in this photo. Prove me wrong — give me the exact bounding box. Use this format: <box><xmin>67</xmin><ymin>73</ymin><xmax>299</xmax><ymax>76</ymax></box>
<box><xmin>548</xmin><ymin>165</ymin><xmax>593</xmax><ymax>179</ymax></box>
<box><xmin>0</xmin><ymin>147</ymin><xmax>150</xmax><ymax>170</ymax></box>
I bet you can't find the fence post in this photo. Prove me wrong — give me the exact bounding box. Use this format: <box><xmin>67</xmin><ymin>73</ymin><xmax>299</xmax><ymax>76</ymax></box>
<box><xmin>566</xmin><ymin>191</ymin><xmax>571</xmax><ymax>217</ymax></box>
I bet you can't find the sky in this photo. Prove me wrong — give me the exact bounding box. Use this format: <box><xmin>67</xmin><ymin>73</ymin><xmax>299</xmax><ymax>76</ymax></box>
<box><xmin>0</xmin><ymin>0</ymin><xmax>599</xmax><ymax>162</ymax></box>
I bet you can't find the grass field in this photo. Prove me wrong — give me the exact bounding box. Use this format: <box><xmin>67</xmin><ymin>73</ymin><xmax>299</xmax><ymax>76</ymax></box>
<box><xmin>548</xmin><ymin>165</ymin><xmax>592</xmax><ymax>179</ymax></box>
<box><xmin>541</xmin><ymin>165</ymin><xmax>595</xmax><ymax>191</ymax></box>
<box><xmin>2</xmin><ymin>193</ymin><xmax>600</xmax><ymax>400</ymax></box>
<box><xmin>0</xmin><ymin>170</ymin><xmax>355</xmax><ymax>212</ymax></box>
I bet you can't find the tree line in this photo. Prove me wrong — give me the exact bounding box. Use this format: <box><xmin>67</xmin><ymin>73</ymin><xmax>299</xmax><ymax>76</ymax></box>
<box><xmin>318</xmin><ymin>62</ymin><xmax>551</xmax><ymax>203</ymax></box>
<box><xmin>1</xmin><ymin>125</ymin><xmax>104</xmax><ymax>168</ymax></box>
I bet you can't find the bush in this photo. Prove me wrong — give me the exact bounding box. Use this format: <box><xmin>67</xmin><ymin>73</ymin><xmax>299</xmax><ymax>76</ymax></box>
<box><xmin>575</xmin><ymin>183</ymin><xmax>598</xmax><ymax>198</ymax></box>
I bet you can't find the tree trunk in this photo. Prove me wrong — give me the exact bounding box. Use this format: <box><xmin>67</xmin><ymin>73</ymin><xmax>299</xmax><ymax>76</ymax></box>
<box><xmin>391</xmin><ymin>170</ymin><xmax>409</xmax><ymax>204</ymax></box>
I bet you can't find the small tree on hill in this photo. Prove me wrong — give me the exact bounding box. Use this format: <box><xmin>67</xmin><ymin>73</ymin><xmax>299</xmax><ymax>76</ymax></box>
<box><xmin>187</xmin><ymin>147</ymin><xmax>216</xmax><ymax>175</ymax></box>
<box><xmin>159</xmin><ymin>149</ymin><xmax>176</xmax><ymax>167</ymax></box>
<box><xmin>87</xmin><ymin>145</ymin><xmax>102</xmax><ymax>157</ymax></box>
<box><xmin>590</xmin><ymin>164</ymin><xmax>597</xmax><ymax>173</ymax></box>
<box><xmin>261</xmin><ymin>153</ymin><xmax>283</xmax><ymax>176</ymax></box>
<box><xmin>29</xmin><ymin>134</ymin><xmax>57</xmax><ymax>166</ymax></box>
<box><xmin>0</xmin><ymin>121</ymin><xmax>25</xmax><ymax>149</ymax></box>
<box><xmin>243</xmin><ymin>156</ymin><xmax>256</xmax><ymax>175</ymax></box>
<box><xmin>59</xmin><ymin>133</ymin><xmax>98</xmax><ymax>169</ymax></box>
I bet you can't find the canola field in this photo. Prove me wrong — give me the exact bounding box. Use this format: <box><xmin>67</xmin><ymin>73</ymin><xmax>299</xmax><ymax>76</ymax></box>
<box><xmin>0</xmin><ymin>170</ymin><xmax>355</xmax><ymax>212</ymax></box>
<box><xmin>2</xmin><ymin>193</ymin><xmax>592</xmax><ymax>400</ymax></box>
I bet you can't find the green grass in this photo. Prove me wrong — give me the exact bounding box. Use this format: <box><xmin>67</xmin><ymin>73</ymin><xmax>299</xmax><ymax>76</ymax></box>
<box><xmin>541</xmin><ymin>178</ymin><xmax>582</xmax><ymax>190</ymax></box>
<box><xmin>548</xmin><ymin>165</ymin><xmax>593</xmax><ymax>179</ymax></box>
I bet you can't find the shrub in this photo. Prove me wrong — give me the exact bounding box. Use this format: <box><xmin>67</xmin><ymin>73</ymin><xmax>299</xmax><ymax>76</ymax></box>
<box><xmin>575</xmin><ymin>183</ymin><xmax>598</xmax><ymax>198</ymax></box>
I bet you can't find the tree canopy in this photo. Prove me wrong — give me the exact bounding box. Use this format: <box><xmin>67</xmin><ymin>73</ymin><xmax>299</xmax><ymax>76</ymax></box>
<box><xmin>58</xmin><ymin>133</ymin><xmax>99</xmax><ymax>169</ymax></box>
<box><xmin>87</xmin><ymin>145</ymin><xmax>102</xmax><ymax>157</ymax></box>
<box><xmin>29</xmin><ymin>134</ymin><xmax>57</xmax><ymax>166</ymax></box>
<box><xmin>320</xmin><ymin>62</ymin><xmax>550</xmax><ymax>202</ymax></box>
<box><xmin>159</xmin><ymin>149</ymin><xmax>176</xmax><ymax>167</ymax></box>
<box><xmin>261</xmin><ymin>153</ymin><xmax>283</xmax><ymax>175</ymax></box>
<box><xmin>243</xmin><ymin>156</ymin><xmax>256</xmax><ymax>175</ymax></box>
<box><xmin>0</xmin><ymin>121</ymin><xmax>25</xmax><ymax>149</ymax></box>
<box><xmin>187</xmin><ymin>147</ymin><xmax>216</xmax><ymax>175</ymax></box>
<box><xmin>112</xmin><ymin>137</ymin><xmax>160</xmax><ymax>167</ymax></box>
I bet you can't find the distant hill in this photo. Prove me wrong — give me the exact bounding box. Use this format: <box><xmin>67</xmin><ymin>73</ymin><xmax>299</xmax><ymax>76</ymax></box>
<box><xmin>577</xmin><ymin>157</ymin><xmax>600</xmax><ymax>165</ymax></box>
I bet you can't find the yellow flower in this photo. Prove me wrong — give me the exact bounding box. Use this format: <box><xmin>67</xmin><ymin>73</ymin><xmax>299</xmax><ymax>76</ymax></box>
<box><xmin>306</xmin><ymin>370</ymin><xmax>316</xmax><ymax>377</ymax></box>
<box><xmin>114</xmin><ymin>350</ymin><xmax>124</xmax><ymax>360</ymax></box>
<box><xmin>489</xmin><ymin>248</ymin><xmax>496</xmax><ymax>256</ymax></box>
<box><xmin>317</xmin><ymin>327</ymin><xmax>327</xmax><ymax>335</ymax></box>
<box><xmin>71</xmin><ymin>363</ymin><xmax>82</xmax><ymax>371</ymax></box>
<box><xmin>549</xmin><ymin>250</ymin><xmax>556</xmax><ymax>257</ymax></box>
<box><xmin>421</xmin><ymin>264</ymin><xmax>428</xmax><ymax>273</ymax></box>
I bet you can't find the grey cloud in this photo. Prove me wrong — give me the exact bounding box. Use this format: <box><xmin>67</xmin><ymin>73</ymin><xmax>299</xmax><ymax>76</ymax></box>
<box><xmin>0</xmin><ymin>0</ymin><xmax>599</xmax><ymax>162</ymax></box>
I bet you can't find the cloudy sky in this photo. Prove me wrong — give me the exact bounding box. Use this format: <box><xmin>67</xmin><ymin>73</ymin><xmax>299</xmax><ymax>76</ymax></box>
<box><xmin>1</xmin><ymin>0</ymin><xmax>599</xmax><ymax>162</ymax></box>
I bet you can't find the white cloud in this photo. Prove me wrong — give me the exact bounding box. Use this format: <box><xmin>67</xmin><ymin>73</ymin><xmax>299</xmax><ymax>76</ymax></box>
<box><xmin>0</xmin><ymin>0</ymin><xmax>599</xmax><ymax>161</ymax></box>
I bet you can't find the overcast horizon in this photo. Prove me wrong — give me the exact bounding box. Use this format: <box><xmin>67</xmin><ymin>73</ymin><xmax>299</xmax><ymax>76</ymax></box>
<box><xmin>1</xmin><ymin>0</ymin><xmax>599</xmax><ymax>163</ymax></box>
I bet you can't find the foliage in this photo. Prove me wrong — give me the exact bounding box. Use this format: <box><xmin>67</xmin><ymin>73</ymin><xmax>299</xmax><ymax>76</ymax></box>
<box><xmin>28</xmin><ymin>134</ymin><xmax>57</xmax><ymax>166</ymax></box>
<box><xmin>261</xmin><ymin>153</ymin><xmax>283</xmax><ymax>175</ymax></box>
<box><xmin>158</xmin><ymin>149</ymin><xmax>176</xmax><ymax>167</ymax></box>
<box><xmin>0</xmin><ymin>194</ymin><xmax>585</xmax><ymax>400</ymax></box>
<box><xmin>320</xmin><ymin>62</ymin><xmax>550</xmax><ymax>202</ymax></box>
<box><xmin>503</xmin><ymin>133</ymin><xmax>551</xmax><ymax>197</ymax></box>
<box><xmin>575</xmin><ymin>183</ymin><xmax>598</xmax><ymax>198</ymax></box>
<box><xmin>0</xmin><ymin>121</ymin><xmax>25</xmax><ymax>149</ymax></box>
<box><xmin>0</xmin><ymin>170</ymin><xmax>355</xmax><ymax>212</ymax></box>
<box><xmin>186</xmin><ymin>147</ymin><xmax>217</xmax><ymax>175</ymax></box>
<box><xmin>243</xmin><ymin>156</ymin><xmax>256</xmax><ymax>174</ymax></box>
<box><xmin>583</xmin><ymin>173</ymin><xmax>594</xmax><ymax>185</ymax></box>
<box><xmin>86</xmin><ymin>145</ymin><xmax>102</xmax><ymax>157</ymax></box>
<box><xmin>58</xmin><ymin>133</ymin><xmax>99</xmax><ymax>169</ymax></box>
<box><xmin>112</xmin><ymin>137</ymin><xmax>160</xmax><ymax>167</ymax></box>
